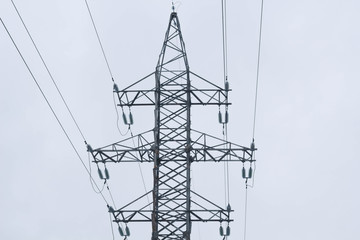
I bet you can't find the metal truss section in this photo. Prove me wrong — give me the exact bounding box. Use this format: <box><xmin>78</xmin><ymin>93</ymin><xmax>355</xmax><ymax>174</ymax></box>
<box><xmin>89</xmin><ymin>130</ymin><xmax>155</xmax><ymax>163</ymax></box>
<box><xmin>89</xmin><ymin>11</ymin><xmax>256</xmax><ymax>240</ymax></box>
<box><xmin>109</xmin><ymin>190</ymin><xmax>232</xmax><ymax>224</ymax></box>
<box><xmin>89</xmin><ymin>129</ymin><xmax>255</xmax><ymax>164</ymax></box>
<box><xmin>114</xmin><ymin>71</ymin><xmax>231</xmax><ymax>107</ymax></box>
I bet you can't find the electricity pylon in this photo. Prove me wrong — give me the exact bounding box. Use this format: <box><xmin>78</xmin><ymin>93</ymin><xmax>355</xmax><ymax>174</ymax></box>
<box><xmin>88</xmin><ymin>11</ymin><xmax>256</xmax><ymax>240</ymax></box>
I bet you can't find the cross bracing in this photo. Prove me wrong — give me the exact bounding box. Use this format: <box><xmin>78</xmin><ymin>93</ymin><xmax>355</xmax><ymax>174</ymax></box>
<box><xmin>109</xmin><ymin>190</ymin><xmax>232</xmax><ymax>223</ymax></box>
<box><xmin>88</xmin><ymin>11</ymin><xmax>256</xmax><ymax>240</ymax></box>
<box><xmin>115</xmin><ymin>71</ymin><xmax>230</xmax><ymax>106</ymax></box>
<box><xmin>89</xmin><ymin>130</ymin><xmax>254</xmax><ymax>163</ymax></box>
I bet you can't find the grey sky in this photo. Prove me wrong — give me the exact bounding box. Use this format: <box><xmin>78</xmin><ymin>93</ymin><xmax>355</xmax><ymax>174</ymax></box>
<box><xmin>1</xmin><ymin>0</ymin><xmax>359</xmax><ymax>239</ymax></box>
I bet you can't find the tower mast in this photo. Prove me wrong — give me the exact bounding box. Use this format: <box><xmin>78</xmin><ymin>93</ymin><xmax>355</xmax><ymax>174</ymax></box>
<box><xmin>88</xmin><ymin>11</ymin><xmax>255</xmax><ymax>240</ymax></box>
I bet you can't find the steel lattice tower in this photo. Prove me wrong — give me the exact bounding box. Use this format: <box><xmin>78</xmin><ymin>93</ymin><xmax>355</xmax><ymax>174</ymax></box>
<box><xmin>88</xmin><ymin>11</ymin><xmax>255</xmax><ymax>240</ymax></box>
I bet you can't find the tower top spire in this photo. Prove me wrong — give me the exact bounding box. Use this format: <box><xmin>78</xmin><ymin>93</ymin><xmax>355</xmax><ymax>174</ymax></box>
<box><xmin>172</xmin><ymin>1</ymin><xmax>175</xmax><ymax>12</ymax></box>
<box><xmin>156</xmin><ymin>9</ymin><xmax>188</xmax><ymax>75</ymax></box>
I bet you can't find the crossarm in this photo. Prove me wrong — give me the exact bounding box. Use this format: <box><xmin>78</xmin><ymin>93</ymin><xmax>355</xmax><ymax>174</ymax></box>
<box><xmin>113</xmin><ymin>209</ymin><xmax>233</xmax><ymax>223</ymax></box>
<box><xmin>88</xmin><ymin>130</ymin><xmax>155</xmax><ymax>163</ymax></box>
<box><xmin>88</xmin><ymin>130</ymin><xmax>256</xmax><ymax>164</ymax></box>
<box><xmin>190</xmin><ymin>130</ymin><xmax>255</xmax><ymax>162</ymax></box>
<box><xmin>116</xmin><ymin>89</ymin><xmax>230</xmax><ymax>107</ymax></box>
<box><xmin>115</xmin><ymin>71</ymin><xmax>231</xmax><ymax>107</ymax></box>
<box><xmin>109</xmin><ymin>190</ymin><xmax>233</xmax><ymax>223</ymax></box>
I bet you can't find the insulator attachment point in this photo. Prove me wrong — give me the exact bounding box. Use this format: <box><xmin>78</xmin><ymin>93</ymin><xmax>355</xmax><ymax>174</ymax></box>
<box><xmin>251</xmin><ymin>141</ymin><xmax>255</xmax><ymax>151</ymax></box>
<box><xmin>227</xmin><ymin>203</ymin><xmax>231</xmax><ymax>212</ymax></box>
<box><xmin>87</xmin><ymin>144</ymin><xmax>93</xmax><ymax>152</ymax></box>
<box><xmin>113</xmin><ymin>83</ymin><xmax>119</xmax><ymax>92</ymax></box>
<box><xmin>108</xmin><ymin>205</ymin><xmax>115</xmax><ymax>213</ymax></box>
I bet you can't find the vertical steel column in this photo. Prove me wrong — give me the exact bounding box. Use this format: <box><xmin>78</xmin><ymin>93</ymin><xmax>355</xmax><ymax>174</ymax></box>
<box><xmin>152</xmin><ymin>12</ymin><xmax>191</xmax><ymax>240</ymax></box>
<box><xmin>152</xmin><ymin>68</ymin><xmax>161</xmax><ymax>240</ymax></box>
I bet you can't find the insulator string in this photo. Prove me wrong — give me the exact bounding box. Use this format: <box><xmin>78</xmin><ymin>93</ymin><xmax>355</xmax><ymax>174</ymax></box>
<box><xmin>113</xmin><ymin>93</ymin><xmax>130</xmax><ymax>136</ymax></box>
<box><xmin>87</xmin><ymin>152</ymin><xmax>106</xmax><ymax>194</ymax></box>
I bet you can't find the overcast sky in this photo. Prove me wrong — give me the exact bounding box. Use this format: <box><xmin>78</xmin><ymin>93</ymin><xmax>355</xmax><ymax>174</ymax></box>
<box><xmin>1</xmin><ymin>0</ymin><xmax>360</xmax><ymax>240</ymax></box>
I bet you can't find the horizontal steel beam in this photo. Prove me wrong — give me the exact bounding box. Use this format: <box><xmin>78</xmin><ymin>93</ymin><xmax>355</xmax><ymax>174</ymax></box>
<box><xmin>89</xmin><ymin>130</ymin><xmax>255</xmax><ymax>164</ymax></box>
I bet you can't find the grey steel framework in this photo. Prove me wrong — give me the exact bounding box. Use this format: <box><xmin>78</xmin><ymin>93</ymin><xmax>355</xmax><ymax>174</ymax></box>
<box><xmin>88</xmin><ymin>11</ymin><xmax>256</xmax><ymax>240</ymax></box>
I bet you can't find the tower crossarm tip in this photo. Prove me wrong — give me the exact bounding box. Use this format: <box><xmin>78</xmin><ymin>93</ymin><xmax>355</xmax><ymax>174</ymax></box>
<box><xmin>113</xmin><ymin>209</ymin><xmax>233</xmax><ymax>223</ymax></box>
<box><xmin>190</xmin><ymin>130</ymin><xmax>256</xmax><ymax>162</ymax></box>
<box><xmin>116</xmin><ymin>88</ymin><xmax>231</xmax><ymax>107</ymax></box>
<box><xmin>114</xmin><ymin>70</ymin><xmax>231</xmax><ymax>107</ymax></box>
<box><xmin>88</xmin><ymin>130</ymin><xmax>155</xmax><ymax>163</ymax></box>
<box><xmin>110</xmin><ymin>190</ymin><xmax>234</xmax><ymax>223</ymax></box>
<box><xmin>88</xmin><ymin>129</ymin><xmax>256</xmax><ymax>164</ymax></box>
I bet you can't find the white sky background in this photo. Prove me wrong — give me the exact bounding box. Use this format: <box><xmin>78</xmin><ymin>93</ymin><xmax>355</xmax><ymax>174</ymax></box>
<box><xmin>1</xmin><ymin>0</ymin><xmax>360</xmax><ymax>239</ymax></box>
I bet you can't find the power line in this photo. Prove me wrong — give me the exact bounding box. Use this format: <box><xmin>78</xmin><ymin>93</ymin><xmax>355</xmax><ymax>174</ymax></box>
<box><xmin>84</xmin><ymin>0</ymin><xmax>150</xmax><ymax>208</ymax></box>
<box><xmin>83</xmin><ymin>0</ymin><xmax>131</xmax><ymax>215</ymax></box>
<box><xmin>243</xmin><ymin>185</ymin><xmax>249</xmax><ymax>240</ymax></box>
<box><xmin>130</xmin><ymin>127</ymin><xmax>151</xmax><ymax>207</ymax></box>
<box><xmin>10</xmin><ymin>0</ymin><xmax>120</xmax><ymax>206</ymax></box>
<box><xmin>252</xmin><ymin>0</ymin><xmax>265</xmax><ymax>141</ymax></box>
<box><xmin>84</xmin><ymin>0</ymin><xmax>114</xmax><ymax>81</ymax></box>
<box><xmin>244</xmin><ymin>1</ymin><xmax>265</xmax><ymax>239</ymax></box>
<box><xmin>6</xmin><ymin>3</ymin><xmax>124</xmax><ymax>232</ymax></box>
<box><xmin>84</xmin><ymin>0</ymin><xmax>151</xmax><ymax>220</ymax></box>
<box><xmin>109</xmin><ymin>212</ymin><xmax>116</xmax><ymax>240</ymax></box>
<box><xmin>11</xmin><ymin>0</ymin><xmax>87</xmax><ymax>143</ymax></box>
<box><xmin>221</xmin><ymin>0</ymin><xmax>231</xmax><ymax>208</ymax></box>
<box><xmin>221</xmin><ymin>0</ymin><xmax>229</xmax><ymax>85</ymax></box>
<box><xmin>0</xmin><ymin>17</ymin><xmax>109</xmax><ymax>205</ymax></box>
<box><xmin>84</xmin><ymin>0</ymin><xmax>154</xmax><ymax>213</ymax></box>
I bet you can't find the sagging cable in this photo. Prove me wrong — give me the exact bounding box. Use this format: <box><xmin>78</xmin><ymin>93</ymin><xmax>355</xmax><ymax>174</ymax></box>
<box><xmin>1</xmin><ymin>17</ymin><xmax>109</xmax><ymax>205</ymax></box>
